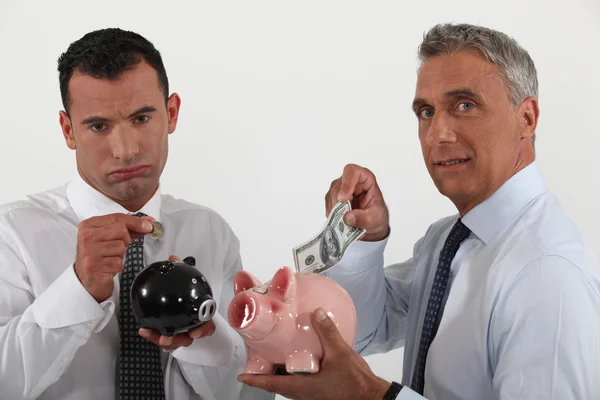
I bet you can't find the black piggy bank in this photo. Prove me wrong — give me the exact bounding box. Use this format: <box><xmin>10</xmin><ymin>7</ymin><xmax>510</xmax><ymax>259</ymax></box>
<box><xmin>131</xmin><ymin>256</ymin><xmax>216</xmax><ymax>337</ymax></box>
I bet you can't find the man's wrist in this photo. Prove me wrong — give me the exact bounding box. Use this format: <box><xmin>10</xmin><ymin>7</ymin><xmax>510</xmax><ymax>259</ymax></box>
<box><xmin>381</xmin><ymin>381</ymin><xmax>403</xmax><ymax>399</ymax></box>
<box><xmin>371</xmin><ymin>377</ymin><xmax>393</xmax><ymax>399</ymax></box>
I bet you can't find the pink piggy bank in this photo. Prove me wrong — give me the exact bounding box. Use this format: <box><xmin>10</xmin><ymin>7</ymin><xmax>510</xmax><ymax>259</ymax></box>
<box><xmin>227</xmin><ymin>266</ymin><xmax>357</xmax><ymax>375</ymax></box>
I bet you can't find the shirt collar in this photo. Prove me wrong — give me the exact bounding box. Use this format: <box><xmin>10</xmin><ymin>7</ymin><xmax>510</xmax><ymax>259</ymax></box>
<box><xmin>461</xmin><ymin>161</ymin><xmax>547</xmax><ymax>244</ymax></box>
<box><xmin>66</xmin><ymin>173</ymin><xmax>162</xmax><ymax>223</ymax></box>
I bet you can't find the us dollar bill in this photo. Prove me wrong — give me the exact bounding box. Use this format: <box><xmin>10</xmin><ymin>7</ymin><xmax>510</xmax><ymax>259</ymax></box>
<box><xmin>292</xmin><ymin>201</ymin><xmax>366</xmax><ymax>274</ymax></box>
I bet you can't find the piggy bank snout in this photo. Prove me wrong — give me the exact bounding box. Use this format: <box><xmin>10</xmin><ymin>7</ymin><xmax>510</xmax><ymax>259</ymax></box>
<box><xmin>228</xmin><ymin>292</ymin><xmax>255</xmax><ymax>329</ymax></box>
<box><xmin>198</xmin><ymin>297</ymin><xmax>217</xmax><ymax>322</ymax></box>
<box><xmin>228</xmin><ymin>292</ymin><xmax>276</xmax><ymax>339</ymax></box>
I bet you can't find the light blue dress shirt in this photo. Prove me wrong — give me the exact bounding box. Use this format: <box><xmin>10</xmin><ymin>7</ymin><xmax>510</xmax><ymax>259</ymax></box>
<box><xmin>325</xmin><ymin>162</ymin><xmax>600</xmax><ymax>399</ymax></box>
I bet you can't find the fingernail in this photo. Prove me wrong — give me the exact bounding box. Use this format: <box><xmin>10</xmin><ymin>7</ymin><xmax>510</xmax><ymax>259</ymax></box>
<box><xmin>190</xmin><ymin>331</ymin><xmax>203</xmax><ymax>339</ymax></box>
<box><xmin>143</xmin><ymin>221</ymin><xmax>153</xmax><ymax>231</ymax></box>
<box><xmin>345</xmin><ymin>214</ymin><xmax>356</xmax><ymax>226</ymax></box>
<box><xmin>163</xmin><ymin>336</ymin><xmax>173</xmax><ymax>345</ymax></box>
<box><xmin>139</xmin><ymin>329</ymin><xmax>150</xmax><ymax>337</ymax></box>
<box><xmin>316</xmin><ymin>308</ymin><xmax>328</xmax><ymax>321</ymax></box>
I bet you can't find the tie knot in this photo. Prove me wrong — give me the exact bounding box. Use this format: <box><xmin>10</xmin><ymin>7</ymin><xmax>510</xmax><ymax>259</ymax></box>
<box><xmin>450</xmin><ymin>219</ymin><xmax>471</xmax><ymax>243</ymax></box>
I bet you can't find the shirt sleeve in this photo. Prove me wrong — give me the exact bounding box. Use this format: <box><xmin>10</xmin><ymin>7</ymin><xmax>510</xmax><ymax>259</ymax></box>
<box><xmin>490</xmin><ymin>255</ymin><xmax>600</xmax><ymax>399</ymax></box>
<box><xmin>323</xmin><ymin>230</ymin><xmax>423</xmax><ymax>357</ymax></box>
<box><xmin>0</xmin><ymin>232</ymin><xmax>115</xmax><ymax>399</ymax></box>
<box><xmin>172</xmin><ymin>218</ymin><xmax>275</xmax><ymax>400</ymax></box>
<box><xmin>396</xmin><ymin>386</ymin><xmax>428</xmax><ymax>399</ymax></box>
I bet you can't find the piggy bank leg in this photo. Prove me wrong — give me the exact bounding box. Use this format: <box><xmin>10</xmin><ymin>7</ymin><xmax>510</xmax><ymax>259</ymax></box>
<box><xmin>285</xmin><ymin>351</ymin><xmax>320</xmax><ymax>374</ymax></box>
<box><xmin>244</xmin><ymin>354</ymin><xmax>275</xmax><ymax>375</ymax></box>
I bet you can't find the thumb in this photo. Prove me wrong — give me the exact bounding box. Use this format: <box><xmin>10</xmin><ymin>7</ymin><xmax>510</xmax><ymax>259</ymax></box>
<box><xmin>311</xmin><ymin>308</ymin><xmax>348</xmax><ymax>356</ymax></box>
<box><xmin>344</xmin><ymin>209</ymin><xmax>381</xmax><ymax>230</ymax></box>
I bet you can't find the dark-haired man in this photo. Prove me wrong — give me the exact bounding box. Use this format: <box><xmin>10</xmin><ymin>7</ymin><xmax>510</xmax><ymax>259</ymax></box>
<box><xmin>0</xmin><ymin>28</ymin><xmax>273</xmax><ymax>400</ymax></box>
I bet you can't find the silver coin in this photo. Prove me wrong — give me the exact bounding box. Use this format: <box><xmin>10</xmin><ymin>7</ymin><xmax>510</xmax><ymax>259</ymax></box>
<box><xmin>149</xmin><ymin>221</ymin><xmax>164</xmax><ymax>240</ymax></box>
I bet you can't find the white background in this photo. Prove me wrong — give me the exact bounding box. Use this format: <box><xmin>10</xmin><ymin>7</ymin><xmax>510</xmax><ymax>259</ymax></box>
<box><xmin>1</xmin><ymin>0</ymin><xmax>599</xmax><ymax>397</ymax></box>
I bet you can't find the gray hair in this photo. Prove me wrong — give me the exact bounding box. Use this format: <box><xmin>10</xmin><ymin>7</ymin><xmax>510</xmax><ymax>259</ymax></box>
<box><xmin>418</xmin><ymin>23</ymin><xmax>538</xmax><ymax>108</ymax></box>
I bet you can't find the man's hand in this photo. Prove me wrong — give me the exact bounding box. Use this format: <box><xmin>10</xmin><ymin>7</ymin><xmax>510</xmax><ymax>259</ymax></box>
<box><xmin>325</xmin><ymin>164</ymin><xmax>390</xmax><ymax>242</ymax></box>
<box><xmin>75</xmin><ymin>213</ymin><xmax>154</xmax><ymax>302</ymax></box>
<box><xmin>138</xmin><ymin>255</ymin><xmax>217</xmax><ymax>351</ymax></box>
<box><xmin>238</xmin><ymin>308</ymin><xmax>391</xmax><ymax>400</ymax></box>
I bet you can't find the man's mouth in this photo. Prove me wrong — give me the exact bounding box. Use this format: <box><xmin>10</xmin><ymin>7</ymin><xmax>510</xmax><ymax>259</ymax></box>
<box><xmin>435</xmin><ymin>158</ymin><xmax>470</xmax><ymax>166</ymax></box>
<box><xmin>109</xmin><ymin>164</ymin><xmax>151</xmax><ymax>180</ymax></box>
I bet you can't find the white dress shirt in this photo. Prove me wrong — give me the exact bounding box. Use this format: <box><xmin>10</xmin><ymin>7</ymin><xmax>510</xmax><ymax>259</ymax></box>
<box><xmin>0</xmin><ymin>174</ymin><xmax>274</xmax><ymax>400</ymax></box>
<box><xmin>325</xmin><ymin>162</ymin><xmax>600</xmax><ymax>400</ymax></box>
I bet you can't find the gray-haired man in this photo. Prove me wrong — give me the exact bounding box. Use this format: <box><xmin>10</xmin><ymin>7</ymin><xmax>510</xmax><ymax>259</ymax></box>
<box><xmin>238</xmin><ymin>23</ymin><xmax>600</xmax><ymax>400</ymax></box>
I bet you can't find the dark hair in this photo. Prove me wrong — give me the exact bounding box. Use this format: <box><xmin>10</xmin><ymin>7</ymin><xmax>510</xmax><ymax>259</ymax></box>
<box><xmin>57</xmin><ymin>27</ymin><xmax>169</xmax><ymax>115</ymax></box>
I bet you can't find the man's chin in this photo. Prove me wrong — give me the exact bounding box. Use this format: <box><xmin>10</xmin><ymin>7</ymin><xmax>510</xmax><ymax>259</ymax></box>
<box><xmin>434</xmin><ymin>180</ymin><xmax>474</xmax><ymax>202</ymax></box>
<box><xmin>109</xmin><ymin>179</ymin><xmax>156</xmax><ymax>201</ymax></box>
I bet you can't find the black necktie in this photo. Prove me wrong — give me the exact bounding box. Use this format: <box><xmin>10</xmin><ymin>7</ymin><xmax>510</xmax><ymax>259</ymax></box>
<box><xmin>119</xmin><ymin>212</ymin><xmax>165</xmax><ymax>399</ymax></box>
<box><xmin>410</xmin><ymin>219</ymin><xmax>472</xmax><ymax>394</ymax></box>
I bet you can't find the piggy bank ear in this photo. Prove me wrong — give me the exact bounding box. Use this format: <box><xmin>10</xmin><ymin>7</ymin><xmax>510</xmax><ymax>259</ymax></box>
<box><xmin>269</xmin><ymin>267</ymin><xmax>296</xmax><ymax>302</ymax></box>
<box><xmin>234</xmin><ymin>270</ymin><xmax>263</xmax><ymax>295</ymax></box>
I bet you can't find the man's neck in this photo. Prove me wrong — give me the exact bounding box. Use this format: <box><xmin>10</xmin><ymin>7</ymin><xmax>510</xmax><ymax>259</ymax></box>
<box><xmin>456</xmin><ymin>157</ymin><xmax>535</xmax><ymax>217</ymax></box>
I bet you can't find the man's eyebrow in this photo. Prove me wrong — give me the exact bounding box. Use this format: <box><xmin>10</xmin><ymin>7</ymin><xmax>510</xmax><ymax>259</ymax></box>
<box><xmin>412</xmin><ymin>98</ymin><xmax>428</xmax><ymax>113</ymax></box>
<box><xmin>81</xmin><ymin>115</ymin><xmax>110</xmax><ymax>125</ymax></box>
<box><xmin>80</xmin><ymin>106</ymin><xmax>157</xmax><ymax>125</ymax></box>
<box><xmin>412</xmin><ymin>88</ymin><xmax>485</xmax><ymax>113</ymax></box>
<box><xmin>126</xmin><ymin>106</ymin><xmax>157</xmax><ymax>119</ymax></box>
<box><xmin>444</xmin><ymin>88</ymin><xmax>485</xmax><ymax>103</ymax></box>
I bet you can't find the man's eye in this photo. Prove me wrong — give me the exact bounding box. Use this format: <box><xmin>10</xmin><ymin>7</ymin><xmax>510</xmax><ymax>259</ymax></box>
<box><xmin>91</xmin><ymin>124</ymin><xmax>106</xmax><ymax>132</ymax></box>
<box><xmin>458</xmin><ymin>102</ymin><xmax>474</xmax><ymax>111</ymax></box>
<box><xmin>134</xmin><ymin>115</ymin><xmax>150</xmax><ymax>124</ymax></box>
<box><xmin>419</xmin><ymin>109</ymin><xmax>434</xmax><ymax>118</ymax></box>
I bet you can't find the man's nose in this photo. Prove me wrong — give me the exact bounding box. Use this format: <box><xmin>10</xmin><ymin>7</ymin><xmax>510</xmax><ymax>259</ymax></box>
<box><xmin>425</xmin><ymin>112</ymin><xmax>458</xmax><ymax>147</ymax></box>
<box><xmin>110</xmin><ymin>126</ymin><xmax>139</xmax><ymax>161</ymax></box>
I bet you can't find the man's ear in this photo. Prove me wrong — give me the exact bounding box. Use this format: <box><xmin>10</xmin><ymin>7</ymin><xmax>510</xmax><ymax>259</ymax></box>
<box><xmin>166</xmin><ymin>93</ymin><xmax>181</xmax><ymax>134</ymax></box>
<box><xmin>59</xmin><ymin>110</ymin><xmax>76</xmax><ymax>150</ymax></box>
<box><xmin>518</xmin><ymin>96</ymin><xmax>539</xmax><ymax>141</ymax></box>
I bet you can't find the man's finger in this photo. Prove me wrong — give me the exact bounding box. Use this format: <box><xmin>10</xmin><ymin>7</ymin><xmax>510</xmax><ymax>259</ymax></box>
<box><xmin>343</xmin><ymin>208</ymin><xmax>383</xmax><ymax>230</ymax></box>
<box><xmin>188</xmin><ymin>320</ymin><xmax>216</xmax><ymax>339</ymax></box>
<box><xmin>139</xmin><ymin>328</ymin><xmax>162</xmax><ymax>345</ymax></box>
<box><xmin>168</xmin><ymin>255</ymin><xmax>181</xmax><ymax>262</ymax></box>
<box><xmin>99</xmin><ymin>256</ymin><xmax>126</xmax><ymax>275</ymax></box>
<box><xmin>159</xmin><ymin>333</ymin><xmax>193</xmax><ymax>348</ymax></box>
<box><xmin>338</xmin><ymin>165</ymin><xmax>376</xmax><ymax>203</ymax></box>
<box><xmin>108</xmin><ymin>214</ymin><xmax>155</xmax><ymax>234</ymax></box>
<box><xmin>311</xmin><ymin>308</ymin><xmax>349</xmax><ymax>356</ymax></box>
<box><xmin>326</xmin><ymin>180</ymin><xmax>342</xmax><ymax>216</ymax></box>
<box><xmin>124</xmin><ymin>219</ymin><xmax>154</xmax><ymax>236</ymax></box>
<box><xmin>139</xmin><ymin>328</ymin><xmax>194</xmax><ymax>349</ymax></box>
<box><xmin>237</xmin><ymin>374</ymin><xmax>304</xmax><ymax>396</ymax></box>
<box><xmin>337</xmin><ymin>164</ymin><xmax>363</xmax><ymax>203</ymax></box>
<box><xmin>95</xmin><ymin>240</ymin><xmax>129</xmax><ymax>257</ymax></box>
<box><xmin>89</xmin><ymin>223</ymin><xmax>133</xmax><ymax>244</ymax></box>
<box><xmin>85</xmin><ymin>213</ymin><xmax>153</xmax><ymax>229</ymax></box>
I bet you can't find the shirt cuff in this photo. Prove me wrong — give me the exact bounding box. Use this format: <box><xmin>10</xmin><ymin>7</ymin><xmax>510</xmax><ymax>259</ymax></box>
<box><xmin>325</xmin><ymin>234</ymin><xmax>389</xmax><ymax>275</ymax></box>
<box><xmin>396</xmin><ymin>386</ymin><xmax>426</xmax><ymax>399</ymax></box>
<box><xmin>31</xmin><ymin>262</ymin><xmax>115</xmax><ymax>333</ymax></box>
<box><xmin>171</xmin><ymin>313</ymin><xmax>236</xmax><ymax>367</ymax></box>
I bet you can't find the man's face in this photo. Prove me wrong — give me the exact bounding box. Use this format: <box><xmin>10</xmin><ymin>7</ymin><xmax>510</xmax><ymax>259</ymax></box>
<box><xmin>59</xmin><ymin>60</ymin><xmax>181</xmax><ymax>210</ymax></box>
<box><xmin>413</xmin><ymin>49</ymin><xmax>538</xmax><ymax>215</ymax></box>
